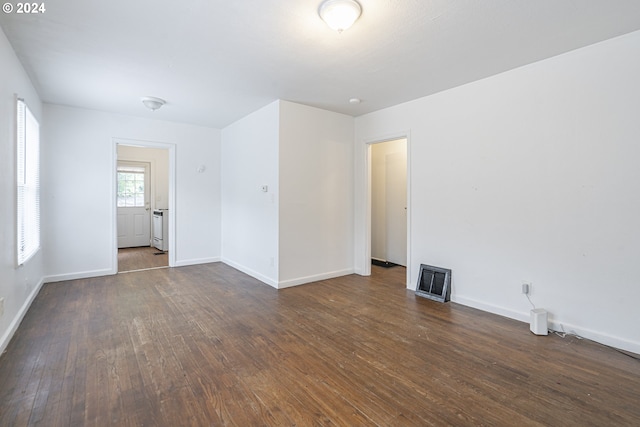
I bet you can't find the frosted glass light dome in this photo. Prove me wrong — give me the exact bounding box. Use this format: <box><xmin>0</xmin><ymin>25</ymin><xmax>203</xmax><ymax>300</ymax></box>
<box><xmin>319</xmin><ymin>0</ymin><xmax>362</xmax><ymax>33</ymax></box>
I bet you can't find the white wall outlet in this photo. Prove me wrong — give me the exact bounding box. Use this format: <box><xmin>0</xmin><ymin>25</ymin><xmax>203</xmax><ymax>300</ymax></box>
<box><xmin>0</xmin><ymin>297</ymin><xmax>4</xmax><ymax>317</ymax></box>
<box><xmin>522</xmin><ymin>282</ymin><xmax>531</xmax><ymax>295</ymax></box>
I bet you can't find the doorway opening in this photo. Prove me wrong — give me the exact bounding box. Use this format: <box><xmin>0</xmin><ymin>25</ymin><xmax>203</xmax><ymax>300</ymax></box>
<box><xmin>365</xmin><ymin>136</ymin><xmax>410</xmax><ymax>287</ymax></box>
<box><xmin>371</xmin><ymin>138</ymin><xmax>407</xmax><ymax>268</ymax></box>
<box><xmin>113</xmin><ymin>140</ymin><xmax>175</xmax><ymax>273</ymax></box>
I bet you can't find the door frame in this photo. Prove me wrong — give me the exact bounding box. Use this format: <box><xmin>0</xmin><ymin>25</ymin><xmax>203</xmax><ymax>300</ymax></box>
<box><xmin>111</xmin><ymin>138</ymin><xmax>176</xmax><ymax>271</ymax></box>
<box><xmin>361</xmin><ymin>133</ymin><xmax>411</xmax><ymax>288</ymax></box>
<box><xmin>371</xmin><ymin>139</ymin><xmax>407</xmax><ymax>266</ymax></box>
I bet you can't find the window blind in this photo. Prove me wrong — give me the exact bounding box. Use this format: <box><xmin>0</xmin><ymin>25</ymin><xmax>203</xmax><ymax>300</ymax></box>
<box><xmin>17</xmin><ymin>98</ymin><xmax>40</xmax><ymax>265</ymax></box>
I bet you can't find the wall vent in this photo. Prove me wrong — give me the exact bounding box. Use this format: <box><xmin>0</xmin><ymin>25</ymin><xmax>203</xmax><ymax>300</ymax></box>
<box><xmin>415</xmin><ymin>264</ymin><xmax>451</xmax><ymax>303</ymax></box>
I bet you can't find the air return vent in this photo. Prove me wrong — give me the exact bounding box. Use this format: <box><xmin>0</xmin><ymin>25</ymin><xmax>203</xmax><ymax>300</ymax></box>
<box><xmin>415</xmin><ymin>264</ymin><xmax>451</xmax><ymax>303</ymax></box>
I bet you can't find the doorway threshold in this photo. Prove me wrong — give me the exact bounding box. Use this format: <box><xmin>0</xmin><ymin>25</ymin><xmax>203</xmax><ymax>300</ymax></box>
<box><xmin>118</xmin><ymin>266</ymin><xmax>170</xmax><ymax>274</ymax></box>
<box><xmin>371</xmin><ymin>259</ymin><xmax>400</xmax><ymax>268</ymax></box>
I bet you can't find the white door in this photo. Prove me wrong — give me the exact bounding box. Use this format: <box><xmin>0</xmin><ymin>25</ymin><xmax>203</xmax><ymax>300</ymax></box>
<box><xmin>117</xmin><ymin>162</ymin><xmax>151</xmax><ymax>248</ymax></box>
<box><xmin>385</xmin><ymin>150</ymin><xmax>407</xmax><ymax>266</ymax></box>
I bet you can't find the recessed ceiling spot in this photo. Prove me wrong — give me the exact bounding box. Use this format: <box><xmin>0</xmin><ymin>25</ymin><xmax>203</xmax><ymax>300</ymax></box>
<box><xmin>349</xmin><ymin>98</ymin><xmax>361</xmax><ymax>104</ymax></box>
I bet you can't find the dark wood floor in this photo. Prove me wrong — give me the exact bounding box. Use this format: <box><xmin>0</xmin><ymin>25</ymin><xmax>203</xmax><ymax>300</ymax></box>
<box><xmin>118</xmin><ymin>246</ymin><xmax>168</xmax><ymax>272</ymax></box>
<box><xmin>1</xmin><ymin>264</ymin><xmax>638</xmax><ymax>426</ymax></box>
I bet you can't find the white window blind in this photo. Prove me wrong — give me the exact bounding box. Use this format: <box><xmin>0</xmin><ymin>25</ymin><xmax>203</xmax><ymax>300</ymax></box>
<box><xmin>17</xmin><ymin>98</ymin><xmax>40</xmax><ymax>265</ymax></box>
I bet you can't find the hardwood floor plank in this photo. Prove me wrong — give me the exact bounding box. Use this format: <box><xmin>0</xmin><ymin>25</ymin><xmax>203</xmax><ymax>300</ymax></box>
<box><xmin>118</xmin><ymin>246</ymin><xmax>168</xmax><ymax>273</ymax></box>
<box><xmin>1</xmin><ymin>263</ymin><xmax>639</xmax><ymax>426</ymax></box>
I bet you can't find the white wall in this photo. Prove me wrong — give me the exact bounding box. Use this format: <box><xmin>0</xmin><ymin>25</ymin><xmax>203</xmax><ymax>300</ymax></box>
<box><xmin>221</xmin><ymin>101</ymin><xmax>280</xmax><ymax>286</ymax></box>
<box><xmin>278</xmin><ymin>101</ymin><xmax>354</xmax><ymax>287</ymax></box>
<box><xmin>221</xmin><ymin>100</ymin><xmax>355</xmax><ymax>289</ymax></box>
<box><xmin>117</xmin><ymin>145</ymin><xmax>169</xmax><ymax>211</ymax></box>
<box><xmin>355</xmin><ymin>30</ymin><xmax>640</xmax><ymax>354</ymax></box>
<box><xmin>43</xmin><ymin>104</ymin><xmax>221</xmax><ymax>280</ymax></box>
<box><xmin>0</xmin><ymin>27</ymin><xmax>45</xmax><ymax>352</ymax></box>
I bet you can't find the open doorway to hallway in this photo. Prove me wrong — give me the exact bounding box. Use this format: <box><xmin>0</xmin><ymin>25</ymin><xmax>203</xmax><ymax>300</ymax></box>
<box><xmin>370</xmin><ymin>138</ymin><xmax>407</xmax><ymax>270</ymax></box>
<box><xmin>116</xmin><ymin>144</ymin><xmax>170</xmax><ymax>272</ymax></box>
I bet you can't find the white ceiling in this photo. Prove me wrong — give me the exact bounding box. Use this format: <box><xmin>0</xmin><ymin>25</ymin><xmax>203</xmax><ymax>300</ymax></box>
<box><xmin>2</xmin><ymin>0</ymin><xmax>640</xmax><ymax>129</ymax></box>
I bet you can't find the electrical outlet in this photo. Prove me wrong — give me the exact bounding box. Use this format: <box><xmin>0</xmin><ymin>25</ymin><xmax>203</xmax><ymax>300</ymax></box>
<box><xmin>0</xmin><ymin>297</ymin><xmax>4</xmax><ymax>317</ymax></box>
<box><xmin>522</xmin><ymin>282</ymin><xmax>531</xmax><ymax>295</ymax></box>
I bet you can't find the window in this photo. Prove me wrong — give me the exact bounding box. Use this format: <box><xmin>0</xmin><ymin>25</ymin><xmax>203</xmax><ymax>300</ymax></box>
<box><xmin>16</xmin><ymin>98</ymin><xmax>40</xmax><ymax>265</ymax></box>
<box><xmin>117</xmin><ymin>165</ymin><xmax>146</xmax><ymax>207</ymax></box>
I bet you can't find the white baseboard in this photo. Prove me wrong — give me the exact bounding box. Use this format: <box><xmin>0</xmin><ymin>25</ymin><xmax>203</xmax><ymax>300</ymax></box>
<box><xmin>453</xmin><ymin>295</ymin><xmax>640</xmax><ymax>355</ymax></box>
<box><xmin>221</xmin><ymin>258</ymin><xmax>278</xmax><ymax>288</ymax></box>
<box><xmin>43</xmin><ymin>268</ymin><xmax>116</xmax><ymax>283</ymax></box>
<box><xmin>0</xmin><ymin>277</ymin><xmax>45</xmax><ymax>355</ymax></box>
<box><xmin>544</xmin><ymin>320</ymin><xmax>640</xmax><ymax>355</ymax></box>
<box><xmin>173</xmin><ymin>257</ymin><xmax>221</xmax><ymax>268</ymax></box>
<box><xmin>453</xmin><ymin>295</ymin><xmax>529</xmax><ymax>323</ymax></box>
<box><xmin>353</xmin><ymin>268</ymin><xmax>370</xmax><ymax>276</ymax></box>
<box><xmin>42</xmin><ymin>257</ymin><xmax>222</xmax><ymax>282</ymax></box>
<box><xmin>278</xmin><ymin>268</ymin><xmax>355</xmax><ymax>289</ymax></box>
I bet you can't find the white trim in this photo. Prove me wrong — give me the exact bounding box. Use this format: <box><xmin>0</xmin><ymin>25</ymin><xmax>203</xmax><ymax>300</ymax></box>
<box><xmin>111</xmin><ymin>142</ymin><xmax>118</xmax><ymax>271</ymax></box>
<box><xmin>453</xmin><ymin>295</ymin><xmax>640</xmax><ymax>355</ymax></box>
<box><xmin>118</xmin><ymin>266</ymin><xmax>169</xmax><ymax>274</ymax></box>
<box><xmin>277</xmin><ymin>269</ymin><xmax>355</xmax><ymax>289</ymax></box>
<box><xmin>43</xmin><ymin>268</ymin><xmax>115</xmax><ymax>283</ymax></box>
<box><xmin>453</xmin><ymin>295</ymin><xmax>528</xmax><ymax>323</ymax></box>
<box><xmin>173</xmin><ymin>257</ymin><xmax>221</xmax><ymax>267</ymax></box>
<box><xmin>545</xmin><ymin>322</ymin><xmax>640</xmax><ymax>356</ymax></box>
<box><xmin>221</xmin><ymin>258</ymin><xmax>278</xmax><ymax>288</ymax></box>
<box><xmin>112</xmin><ymin>138</ymin><xmax>177</xmax><ymax>270</ymax></box>
<box><xmin>363</xmin><ymin>143</ymin><xmax>372</xmax><ymax>276</ymax></box>
<box><xmin>360</xmin><ymin>131</ymin><xmax>412</xmax><ymax>288</ymax></box>
<box><xmin>0</xmin><ymin>278</ymin><xmax>45</xmax><ymax>355</ymax></box>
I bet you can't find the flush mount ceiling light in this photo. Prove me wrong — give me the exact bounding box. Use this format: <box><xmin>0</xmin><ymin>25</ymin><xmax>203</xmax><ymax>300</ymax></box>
<box><xmin>141</xmin><ymin>96</ymin><xmax>166</xmax><ymax>111</ymax></box>
<box><xmin>319</xmin><ymin>0</ymin><xmax>362</xmax><ymax>33</ymax></box>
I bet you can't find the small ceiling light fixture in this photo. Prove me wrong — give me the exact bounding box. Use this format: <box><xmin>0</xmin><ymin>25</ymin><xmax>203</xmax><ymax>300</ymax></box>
<box><xmin>319</xmin><ymin>0</ymin><xmax>362</xmax><ymax>33</ymax></box>
<box><xmin>141</xmin><ymin>96</ymin><xmax>166</xmax><ymax>111</ymax></box>
<box><xmin>349</xmin><ymin>97</ymin><xmax>361</xmax><ymax>104</ymax></box>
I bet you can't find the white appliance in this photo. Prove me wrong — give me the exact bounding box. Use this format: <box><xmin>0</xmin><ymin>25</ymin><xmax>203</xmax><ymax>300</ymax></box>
<box><xmin>530</xmin><ymin>308</ymin><xmax>548</xmax><ymax>335</ymax></box>
<box><xmin>153</xmin><ymin>209</ymin><xmax>168</xmax><ymax>251</ymax></box>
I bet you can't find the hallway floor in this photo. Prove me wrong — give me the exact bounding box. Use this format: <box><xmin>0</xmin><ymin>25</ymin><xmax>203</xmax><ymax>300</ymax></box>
<box><xmin>117</xmin><ymin>246</ymin><xmax>168</xmax><ymax>272</ymax></box>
